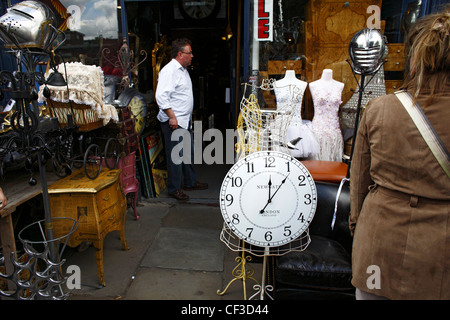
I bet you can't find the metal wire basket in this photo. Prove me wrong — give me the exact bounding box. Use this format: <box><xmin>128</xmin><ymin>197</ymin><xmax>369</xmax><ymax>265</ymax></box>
<box><xmin>0</xmin><ymin>217</ymin><xmax>78</xmax><ymax>300</ymax></box>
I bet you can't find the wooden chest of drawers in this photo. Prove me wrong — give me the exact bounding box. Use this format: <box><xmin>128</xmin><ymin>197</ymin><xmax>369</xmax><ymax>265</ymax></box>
<box><xmin>384</xmin><ymin>43</ymin><xmax>406</xmax><ymax>72</ymax></box>
<box><xmin>48</xmin><ymin>169</ymin><xmax>129</xmax><ymax>286</ymax></box>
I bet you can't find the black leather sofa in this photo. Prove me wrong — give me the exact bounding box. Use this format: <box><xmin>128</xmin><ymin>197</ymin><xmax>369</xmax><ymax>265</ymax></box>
<box><xmin>274</xmin><ymin>181</ymin><xmax>355</xmax><ymax>299</ymax></box>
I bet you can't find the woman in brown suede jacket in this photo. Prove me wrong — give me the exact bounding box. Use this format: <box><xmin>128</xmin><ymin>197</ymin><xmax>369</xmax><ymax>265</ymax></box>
<box><xmin>349</xmin><ymin>7</ymin><xmax>450</xmax><ymax>300</ymax></box>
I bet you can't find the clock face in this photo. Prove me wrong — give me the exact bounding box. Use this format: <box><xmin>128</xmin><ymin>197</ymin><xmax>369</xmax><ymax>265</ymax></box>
<box><xmin>220</xmin><ymin>151</ymin><xmax>317</xmax><ymax>247</ymax></box>
<box><xmin>179</xmin><ymin>0</ymin><xmax>220</xmax><ymax>20</ymax></box>
<box><xmin>128</xmin><ymin>94</ymin><xmax>147</xmax><ymax>135</ymax></box>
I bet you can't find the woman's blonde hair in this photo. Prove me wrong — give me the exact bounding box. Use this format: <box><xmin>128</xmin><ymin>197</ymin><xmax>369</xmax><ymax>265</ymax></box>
<box><xmin>402</xmin><ymin>6</ymin><xmax>450</xmax><ymax>104</ymax></box>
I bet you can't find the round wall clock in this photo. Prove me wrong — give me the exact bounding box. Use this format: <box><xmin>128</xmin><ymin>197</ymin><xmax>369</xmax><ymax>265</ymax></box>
<box><xmin>179</xmin><ymin>0</ymin><xmax>221</xmax><ymax>20</ymax></box>
<box><xmin>118</xmin><ymin>88</ymin><xmax>147</xmax><ymax>135</ymax></box>
<box><xmin>220</xmin><ymin>151</ymin><xmax>317</xmax><ymax>247</ymax></box>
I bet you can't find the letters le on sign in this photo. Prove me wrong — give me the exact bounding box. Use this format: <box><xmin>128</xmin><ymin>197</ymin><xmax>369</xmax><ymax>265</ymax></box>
<box><xmin>254</xmin><ymin>0</ymin><xmax>273</xmax><ymax>41</ymax></box>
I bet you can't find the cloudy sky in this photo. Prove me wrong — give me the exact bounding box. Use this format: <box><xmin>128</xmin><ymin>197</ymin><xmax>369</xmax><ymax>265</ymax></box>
<box><xmin>61</xmin><ymin>0</ymin><xmax>119</xmax><ymax>40</ymax></box>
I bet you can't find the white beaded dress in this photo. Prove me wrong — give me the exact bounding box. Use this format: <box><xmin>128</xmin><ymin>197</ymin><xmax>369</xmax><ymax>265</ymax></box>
<box><xmin>310</xmin><ymin>82</ymin><xmax>344</xmax><ymax>161</ymax></box>
<box><xmin>273</xmin><ymin>85</ymin><xmax>319</xmax><ymax>158</ymax></box>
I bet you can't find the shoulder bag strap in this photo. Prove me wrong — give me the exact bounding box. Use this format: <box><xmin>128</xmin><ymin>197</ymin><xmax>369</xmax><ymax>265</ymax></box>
<box><xmin>394</xmin><ymin>90</ymin><xmax>450</xmax><ymax>178</ymax></box>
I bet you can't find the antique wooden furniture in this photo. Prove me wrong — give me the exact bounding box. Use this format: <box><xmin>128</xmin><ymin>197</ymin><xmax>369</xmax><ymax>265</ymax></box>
<box><xmin>384</xmin><ymin>43</ymin><xmax>406</xmax><ymax>94</ymax></box>
<box><xmin>302</xmin><ymin>0</ymin><xmax>383</xmax><ymax>119</ymax></box>
<box><xmin>267</xmin><ymin>60</ymin><xmax>303</xmax><ymax>76</ymax></box>
<box><xmin>48</xmin><ymin>168</ymin><xmax>129</xmax><ymax>286</ymax></box>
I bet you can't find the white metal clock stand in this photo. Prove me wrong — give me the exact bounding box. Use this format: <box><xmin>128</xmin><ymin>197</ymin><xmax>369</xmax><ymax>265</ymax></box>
<box><xmin>218</xmin><ymin>151</ymin><xmax>317</xmax><ymax>300</ymax></box>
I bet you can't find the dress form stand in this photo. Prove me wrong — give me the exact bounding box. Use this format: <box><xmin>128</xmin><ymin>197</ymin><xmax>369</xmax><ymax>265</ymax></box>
<box><xmin>218</xmin><ymin>223</ymin><xmax>311</xmax><ymax>300</ymax></box>
<box><xmin>309</xmin><ymin>69</ymin><xmax>344</xmax><ymax>161</ymax></box>
<box><xmin>220</xmin><ymin>80</ymin><xmax>315</xmax><ymax>300</ymax></box>
<box><xmin>275</xmin><ymin>70</ymin><xmax>307</xmax><ymax>98</ymax></box>
<box><xmin>273</xmin><ymin>70</ymin><xmax>319</xmax><ymax>158</ymax></box>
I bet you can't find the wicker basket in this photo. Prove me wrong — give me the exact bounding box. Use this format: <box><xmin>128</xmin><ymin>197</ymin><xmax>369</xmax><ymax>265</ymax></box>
<box><xmin>48</xmin><ymin>99</ymin><xmax>104</xmax><ymax>131</ymax></box>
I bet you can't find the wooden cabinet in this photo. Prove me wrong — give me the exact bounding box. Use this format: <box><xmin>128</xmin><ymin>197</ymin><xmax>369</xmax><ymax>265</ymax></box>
<box><xmin>268</xmin><ymin>60</ymin><xmax>303</xmax><ymax>76</ymax></box>
<box><xmin>302</xmin><ymin>0</ymin><xmax>383</xmax><ymax>118</ymax></box>
<box><xmin>384</xmin><ymin>43</ymin><xmax>406</xmax><ymax>72</ymax></box>
<box><xmin>384</xmin><ymin>79</ymin><xmax>403</xmax><ymax>94</ymax></box>
<box><xmin>384</xmin><ymin>43</ymin><xmax>406</xmax><ymax>94</ymax></box>
<box><xmin>48</xmin><ymin>169</ymin><xmax>129</xmax><ymax>286</ymax></box>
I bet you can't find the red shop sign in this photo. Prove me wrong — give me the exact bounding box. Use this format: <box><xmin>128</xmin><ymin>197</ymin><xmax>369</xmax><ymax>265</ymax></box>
<box><xmin>254</xmin><ymin>0</ymin><xmax>273</xmax><ymax>41</ymax></box>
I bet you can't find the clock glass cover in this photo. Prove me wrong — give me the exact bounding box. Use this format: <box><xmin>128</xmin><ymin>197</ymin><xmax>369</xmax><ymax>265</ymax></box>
<box><xmin>220</xmin><ymin>151</ymin><xmax>317</xmax><ymax>247</ymax></box>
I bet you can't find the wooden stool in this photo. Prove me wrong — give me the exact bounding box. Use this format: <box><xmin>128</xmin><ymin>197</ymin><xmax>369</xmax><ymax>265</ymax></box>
<box><xmin>48</xmin><ymin>169</ymin><xmax>129</xmax><ymax>286</ymax></box>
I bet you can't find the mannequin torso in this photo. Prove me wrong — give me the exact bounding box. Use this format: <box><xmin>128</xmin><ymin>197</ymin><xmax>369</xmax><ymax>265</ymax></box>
<box><xmin>309</xmin><ymin>69</ymin><xmax>344</xmax><ymax>161</ymax></box>
<box><xmin>275</xmin><ymin>70</ymin><xmax>307</xmax><ymax>113</ymax></box>
<box><xmin>272</xmin><ymin>70</ymin><xmax>319</xmax><ymax>158</ymax></box>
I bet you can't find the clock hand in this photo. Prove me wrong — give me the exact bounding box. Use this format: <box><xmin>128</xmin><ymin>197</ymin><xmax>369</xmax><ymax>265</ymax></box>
<box><xmin>269</xmin><ymin>173</ymin><xmax>289</xmax><ymax>202</ymax></box>
<box><xmin>260</xmin><ymin>176</ymin><xmax>273</xmax><ymax>214</ymax></box>
<box><xmin>260</xmin><ymin>173</ymin><xmax>290</xmax><ymax>214</ymax></box>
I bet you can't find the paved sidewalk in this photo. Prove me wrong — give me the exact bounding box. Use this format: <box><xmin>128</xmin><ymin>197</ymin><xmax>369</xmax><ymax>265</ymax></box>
<box><xmin>66</xmin><ymin>164</ymin><xmax>264</xmax><ymax>300</ymax></box>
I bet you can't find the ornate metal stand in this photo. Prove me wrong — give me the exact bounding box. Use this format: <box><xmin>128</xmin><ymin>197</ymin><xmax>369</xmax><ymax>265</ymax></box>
<box><xmin>219</xmin><ymin>79</ymin><xmax>314</xmax><ymax>299</ymax></box>
<box><xmin>219</xmin><ymin>222</ymin><xmax>311</xmax><ymax>300</ymax></box>
<box><xmin>249</xmin><ymin>248</ymin><xmax>274</xmax><ymax>300</ymax></box>
<box><xmin>217</xmin><ymin>240</ymin><xmax>259</xmax><ymax>300</ymax></box>
<box><xmin>102</xmin><ymin>37</ymin><xmax>148</xmax><ymax>92</ymax></box>
<box><xmin>0</xmin><ymin>16</ymin><xmax>78</xmax><ymax>299</ymax></box>
<box><xmin>346</xmin><ymin>28</ymin><xmax>387</xmax><ymax>177</ymax></box>
<box><xmin>0</xmin><ymin>49</ymin><xmax>57</xmax><ymax>256</ymax></box>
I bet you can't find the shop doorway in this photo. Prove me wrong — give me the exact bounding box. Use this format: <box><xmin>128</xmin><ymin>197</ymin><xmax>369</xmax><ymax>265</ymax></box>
<box><xmin>125</xmin><ymin>0</ymin><xmax>236</xmax><ymax>133</ymax></box>
<box><xmin>124</xmin><ymin>0</ymin><xmax>238</xmax><ymax>191</ymax></box>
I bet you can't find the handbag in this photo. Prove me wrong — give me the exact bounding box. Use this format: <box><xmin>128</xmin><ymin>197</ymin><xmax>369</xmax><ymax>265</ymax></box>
<box><xmin>395</xmin><ymin>90</ymin><xmax>450</xmax><ymax>178</ymax></box>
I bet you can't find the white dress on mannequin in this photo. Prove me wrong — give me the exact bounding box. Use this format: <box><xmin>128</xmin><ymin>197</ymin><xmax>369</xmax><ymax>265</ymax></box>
<box><xmin>309</xmin><ymin>69</ymin><xmax>344</xmax><ymax>161</ymax></box>
<box><xmin>273</xmin><ymin>70</ymin><xmax>319</xmax><ymax>158</ymax></box>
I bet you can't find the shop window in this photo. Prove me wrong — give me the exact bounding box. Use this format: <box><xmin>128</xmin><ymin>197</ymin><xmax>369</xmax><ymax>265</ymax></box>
<box><xmin>47</xmin><ymin>0</ymin><xmax>122</xmax><ymax>70</ymax></box>
<box><xmin>245</xmin><ymin>0</ymin><xmax>447</xmax><ymax>114</ymax></box>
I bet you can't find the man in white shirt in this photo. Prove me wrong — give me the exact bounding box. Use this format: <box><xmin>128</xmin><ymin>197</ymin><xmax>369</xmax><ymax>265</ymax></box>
<box><xmin>156</xmin><ymin>38</ymin><xmax>207</xmax><ymax>200</ymax></box>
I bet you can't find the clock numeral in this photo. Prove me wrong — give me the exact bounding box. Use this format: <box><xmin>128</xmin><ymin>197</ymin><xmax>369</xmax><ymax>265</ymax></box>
<box><xmin>265</xmin><ymin>231</ymin><xmax>272</xmax><ymax>241</ymax></box>
<box><xmin>246</xmin><ymin>162</ymin><xmax>254</xmax><ymax>173</ymax></box>
<box><xmin>283</xmin><ymin>225</ymin><xmax>292</xmax><ymax>237</ymax></box>
<box><xmin>246</xmin><ymin>228</ymin><xmax>253</xmax><ymax>238</ymax></box>
<box><xmin>298</xmin><ymin>175</ymin><xmax>306</xmax><ymax>186</ymax></box>
<box><xmin>285</xmin><ymin>161</ymin><xmax>290</xmax><ymax>172</ymax></box>
<box><xmin>265</xmin><ymin>156</ymin><xmax>275</xmax><ymax>168</ymax></box>
<box><xmin>298</xmin><ymin>212</ymin><xmax>305</xmax><ymax>222</ymax></box>
<box><xmin>225</xmin><ymin>194</ymin><xmax>234</xmax><ymax>206</ymax></box>
<box><xmin>232</xmin><ymin>214</ymin><xmax>240</xmax><ymax>225</ymax></box>
<box><xmin>304</xmin><ymin>194</ymin><xmax>312</xmax><ymax>205</ymax></box>
<box><xmin>230</xmin><ymin>176</ymin><xmax>242</xmax><ymax>187</ymax></box>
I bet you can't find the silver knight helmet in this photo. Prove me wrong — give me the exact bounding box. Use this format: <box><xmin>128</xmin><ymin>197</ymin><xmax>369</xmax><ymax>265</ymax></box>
<box><xmin>0</xmin><ymin>1</ymin><xmax>57</xmax><ymax>50</ymax></box>
<box><xmin>349</xmin><ymin>28</ymin><xmax>387</xmax><ymax>75</ymax></box>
